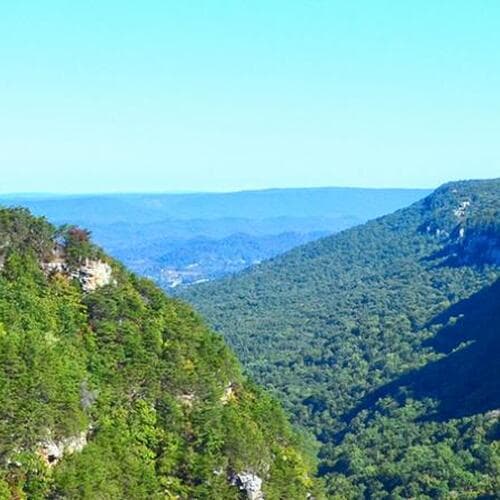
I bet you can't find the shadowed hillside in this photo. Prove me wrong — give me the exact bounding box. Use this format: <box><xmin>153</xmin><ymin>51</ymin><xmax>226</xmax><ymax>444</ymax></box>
<box><xmin>184</xmin><ymin>179</ymin><xmax>500</xmax><ymax>498</ymax></box>
<box><xmin>348</xmin><ymin>279</ymin><xmax>500</xmax><ymax>423</ymax></box>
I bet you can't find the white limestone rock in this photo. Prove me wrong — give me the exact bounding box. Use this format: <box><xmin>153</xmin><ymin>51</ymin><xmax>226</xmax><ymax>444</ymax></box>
<box><xmin>43</xmin><ymin>250</ymin><xmax>114</xmax><ymax>292</ymax></box>
<box><xmin>231</xmin><ymin>472</ymin><xmax>264</xmax><ymax>500</ymax></box>
<box><xmin>485</xmin><ymin>409</ymin><xmax>500</xmax><ymax>420</ymax></box>
<box><xmin>74</xmin><ymin>258</ymin><xmax>113</xmax><ymax>292</ymax></box>
<box><xmin>454</xmin><ymin>200</ymin><xmax>470</xmax><ymax>219</ymax></box>
<box><xmin>38</xmin><ymin>430</ymin><xmax>88</xmax><ymax>467</ymax></box>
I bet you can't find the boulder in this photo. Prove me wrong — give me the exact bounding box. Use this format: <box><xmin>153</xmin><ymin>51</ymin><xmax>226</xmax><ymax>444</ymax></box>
<box><xmin>231</xmin><ymin>472</ymin><xmax>264</xmax><ymax>500</ymax></box>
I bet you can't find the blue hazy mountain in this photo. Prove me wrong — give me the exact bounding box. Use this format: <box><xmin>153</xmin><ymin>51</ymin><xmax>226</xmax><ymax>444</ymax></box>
<box><xmin>1</xmin><ymin>187</ymin><xmax>430</xmax><ymax>288</ymax></box>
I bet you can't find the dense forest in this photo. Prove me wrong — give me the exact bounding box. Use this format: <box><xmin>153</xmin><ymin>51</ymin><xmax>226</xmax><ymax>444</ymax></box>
<box><xmin>184</xmin><ymin>179</ymin><xmax>500</xmax><ymax>498</ymax></box>
<box><xmin>0</xmin><ymin>208</ymin><xmax>323</xmax><ymax>499</ymax></box>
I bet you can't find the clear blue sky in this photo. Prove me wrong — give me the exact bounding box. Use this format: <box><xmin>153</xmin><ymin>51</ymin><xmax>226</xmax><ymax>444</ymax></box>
<box><xmin>1</xmin><ymin>1</ymin><xmax>499</xmax><ymax>193</ymax></box>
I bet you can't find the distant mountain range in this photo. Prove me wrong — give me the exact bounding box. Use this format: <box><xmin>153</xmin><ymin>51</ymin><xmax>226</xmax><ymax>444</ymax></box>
<box><xmin>183</xmin><ymin>179</ymin><xmax>500</xmax><ymax>498</ymax></box>
<box><xmin>0</xmin><ymin>187</ymin><xmax>430</xmax><ymax>289</ymax></box>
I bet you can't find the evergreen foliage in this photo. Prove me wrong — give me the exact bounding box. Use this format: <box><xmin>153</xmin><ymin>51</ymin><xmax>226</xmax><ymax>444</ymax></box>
<box><xmin>184</xmin><ymin>179</ymin><xmax>500</xmax><ymax>498</ymax></box>
<box><xmin>0</xmin><ymin>208</ymin><xmax>322</xmax><ymax>499</ymax></box>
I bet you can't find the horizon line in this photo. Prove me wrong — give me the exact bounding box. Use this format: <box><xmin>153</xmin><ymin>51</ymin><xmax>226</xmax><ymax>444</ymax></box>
<box><xmin>0</xmin><ymin>184</ymin><xmax>437</xmax><ymax>198</ymax></box>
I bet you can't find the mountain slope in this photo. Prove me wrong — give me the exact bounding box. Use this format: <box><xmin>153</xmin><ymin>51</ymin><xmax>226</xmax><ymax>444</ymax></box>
<box><xmin>0</xmin><ymin>208</ymin><xmax>322</xmax><ymax>499</ymax></box>
<box><xmin>184</xmin><ymin>179</ymin><xmax>500</xmax><ymax>498</ymax></box>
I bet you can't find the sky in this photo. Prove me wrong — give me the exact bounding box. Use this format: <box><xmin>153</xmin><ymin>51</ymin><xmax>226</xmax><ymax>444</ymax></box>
<box><xmin>0</xmin><ymin>1</ymin><xmax>499</xmax><ymax>193</ymax></box>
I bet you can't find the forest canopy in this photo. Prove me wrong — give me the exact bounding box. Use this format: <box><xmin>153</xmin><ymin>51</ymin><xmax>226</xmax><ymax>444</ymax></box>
<box><xmin>184</xmin><ymin>179</ymin><xmax>500</xmax><ymax>498</ymax></box>
<box><xmin>0</xmin><ymin>207</ymin><xmax>322</xmax><ymax>499</ymax></box>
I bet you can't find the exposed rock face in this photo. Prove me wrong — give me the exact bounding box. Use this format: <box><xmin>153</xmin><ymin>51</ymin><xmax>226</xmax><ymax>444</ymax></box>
<box><xmin>231</xmin><ymin>472</ymin><xmax>264</xmax><ymax>500</ymax></box>
<box><xmin>72</xmin><ymin>258</ymin><xmax>113</xmax><ymax>292</ymax></box>
<box><xmin>38</xmin><ymin>440</ymin><xmax>64</xmax><ymax>466</ymax></box>
<box><xmin>423</xmin><ymin>224</ymin><xmax>449</xmax><ymax>239</ymax></box>
<box><xmin>221</xmin><ymin>382</ymin><xmax>236</xmax><ymax>404</ymax></box>
<box><xmin>485</xmin><ymin>409</ymin><xmax>500</xmax><ymax>420</ymax></box>
<box><xmin>38</xmin><ymin>430</ymin><xmax>88</xmax><ymax>467</ymax></box>
<box><xmin>454</xmin><ymin>200</ymin><xmax>471</xmax><ymax>219</ymax></box>
<box><xmin>43</xmin><ymin>248</ymin><xmax>114</xmax><ymax>292</ymax></box>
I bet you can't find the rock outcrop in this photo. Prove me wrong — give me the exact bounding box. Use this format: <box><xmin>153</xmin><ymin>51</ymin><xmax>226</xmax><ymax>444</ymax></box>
<box><xmin>73</xmin><ymin>258</ymin><xmax>113</xmax><ymax>292</ymax></box>
<box><xmin>38</xmin><ymin>430</ymin><xmax>88</xmax><ymax>467</ymax></box>
<box><xmin>43</xmin><ymin>247</ymin><xmax>114</xmax><ymax>292</ymax></box>
<box><xmin>485</xmin><ymin>409</ymin><xmax>500</xmax><ymax>420</ymax></box>
<box><xmin>453</xmin><ymin>200</ymin><xmax>471</xmax><ymax>219</ymax></box>
<box><xmin>231</xmin><ymin>472</ymin><xmax>264</xmax><ymax>500</ymax></box>
<box><xmin>220</xmin><ymin>382</ymin><xmax>236</xmax><ymax>404</ymax></box>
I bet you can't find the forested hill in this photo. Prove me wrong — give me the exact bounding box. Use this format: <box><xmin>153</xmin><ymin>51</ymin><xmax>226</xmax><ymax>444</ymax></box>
<box><xmin>183</xmin><ymin>178</ymin><xmax>500</xmax><ymax>498</ymax></box>
<box><xmin>0</xmin><ymin>208</ymin><xmax>323</xmax><ymax>499</ymax></box>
